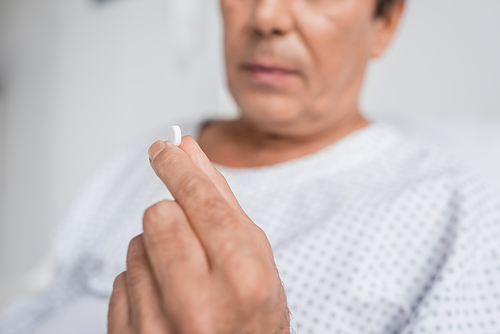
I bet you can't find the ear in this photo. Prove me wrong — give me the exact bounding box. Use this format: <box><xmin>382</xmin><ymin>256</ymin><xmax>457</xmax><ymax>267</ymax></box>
<box><xmin>370</xmin><ymin>0</ymin><xmax>405</xmax><ymax>58</ymax></box>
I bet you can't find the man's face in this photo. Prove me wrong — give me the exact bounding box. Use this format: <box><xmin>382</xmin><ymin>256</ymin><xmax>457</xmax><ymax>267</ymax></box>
<box><xmin>221</xmin><ymin>0</ymin><xmax>392</xmax><ymax>136</ymax></box>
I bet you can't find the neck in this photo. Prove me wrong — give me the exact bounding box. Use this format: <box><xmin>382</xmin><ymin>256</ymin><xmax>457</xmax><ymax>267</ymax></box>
<box><xmin>198</xmin><ymin>110</ymin><xmax>369</xmax><ymax>168</ymax></box>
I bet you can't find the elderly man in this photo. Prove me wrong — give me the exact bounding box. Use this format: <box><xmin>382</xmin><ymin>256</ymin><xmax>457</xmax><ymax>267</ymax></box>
<box><xmin>2</xmin><ymin>0</ymin><xmax>500</xmax><ymax>333</ymax></box>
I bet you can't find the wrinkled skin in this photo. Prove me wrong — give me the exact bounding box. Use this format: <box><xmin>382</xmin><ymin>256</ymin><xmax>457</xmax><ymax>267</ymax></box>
<box><xmin>108</xmin><ymin>137</ymin><xmax>289</xmax><ymax>334</ymax></box>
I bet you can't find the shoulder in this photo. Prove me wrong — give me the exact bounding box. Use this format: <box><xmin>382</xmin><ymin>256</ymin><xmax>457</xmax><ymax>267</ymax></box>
<box><xmin>374</xmin><ymin>122</ymin><xmax>500</xmax><ymax>238</ymax></box>
<box><xmin>366</xmin><ymin>122</ymin><xmax>480</xmax><ymax>190</ymax></box>
<box><xmin>374</xmin><ymin>123</ymin><xmax>463</xmax><ymax>176</ymax></box>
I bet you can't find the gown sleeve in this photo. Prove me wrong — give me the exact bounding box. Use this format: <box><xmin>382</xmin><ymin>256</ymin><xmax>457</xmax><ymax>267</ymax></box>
<box><xmin>0</xmin><ymin>145</ymin><xmax>138</xmax><ymax>334</ymax></box>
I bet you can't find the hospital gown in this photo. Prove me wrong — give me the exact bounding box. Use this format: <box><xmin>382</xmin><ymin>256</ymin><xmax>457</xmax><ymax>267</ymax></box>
<box><xmin>1</xmin><ymin>120</ymin><xmax>500</xmax><ymax>334</ymax></box>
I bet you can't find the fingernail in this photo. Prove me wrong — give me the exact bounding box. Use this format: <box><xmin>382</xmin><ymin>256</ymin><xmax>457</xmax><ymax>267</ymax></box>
<box><xmin>148</xmin><ymin>140</ymin><xmax>166</xmax><ymax>161</ymax></box>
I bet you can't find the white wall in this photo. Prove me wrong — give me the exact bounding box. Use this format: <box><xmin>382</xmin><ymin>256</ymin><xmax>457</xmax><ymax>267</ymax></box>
<box><xmin>0</xmin><ymin>0</ymin><xmax>222</xmax><ymax>302</ymax></box>
<box><xmin>363</xmin><ymin>0</ymin><xmax>500</xmax><ymax>118</ymax></box>
<box><xmin>1</xmin><ymin>0</ymin><xmax>500</xmax><ymax>308</ymax></box>
<box><xmin>219</xmin><ymin>0</ymin><xmax>500</xmax><ymax>127</ymax></box>
<box><xmin>0</xmin><ymin>102</ymin><xmax>5</xmax><ymax>251</ymax></box>
<box><xmin>360</xmin><ymin>0</ymin><xmax>500</xmax><ymax>194</ymax></box>
<box><xmin>219</xmin><ymin>0</ymin><xmax>500</xmax><ymax>195</ymax></box>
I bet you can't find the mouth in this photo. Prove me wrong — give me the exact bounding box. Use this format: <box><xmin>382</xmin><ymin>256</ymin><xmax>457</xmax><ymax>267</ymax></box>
<box><xmin>239</xmin><ymin>61</ymin><xmax>300</xmax><ymax>87</ymax></box>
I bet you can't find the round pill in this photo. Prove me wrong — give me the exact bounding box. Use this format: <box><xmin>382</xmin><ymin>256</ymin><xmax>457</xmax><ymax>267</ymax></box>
<box><xmin>168</xmin><ymin>125</ymin><xmax>182</xmax><ymax>146</ymax></box>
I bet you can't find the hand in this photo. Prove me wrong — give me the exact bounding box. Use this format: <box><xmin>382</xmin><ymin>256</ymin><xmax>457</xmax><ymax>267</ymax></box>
<box><xmin>108</xmin><ymin>136</ymin><xmax>290</xmax><ymax>334</ymax></box>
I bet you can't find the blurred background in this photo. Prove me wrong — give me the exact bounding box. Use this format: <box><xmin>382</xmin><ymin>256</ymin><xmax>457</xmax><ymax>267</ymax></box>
<box><xmin>0</xmin><ymin>0</ymin><xmax>499</xmax><ymax>311</ymax></box>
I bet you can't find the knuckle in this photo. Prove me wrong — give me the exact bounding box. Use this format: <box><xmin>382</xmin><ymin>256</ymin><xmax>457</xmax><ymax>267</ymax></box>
<box><xmin>253</xmin><ymin>226</ymin><xmax>275</xmax><ymax>257</ymax></box>
<box><xmin>254</xmin><ymin>225</ymin><xmax>267</xmax><ymax>239</ymax></box>
<box><xmin>233</xmin><ymin>260</ymin><xmax>278</xmax><ymax>307</ymax></box>
<box><xmin>178</xmin><ymin>177</ymin><xmax>229</xmax><ymax>215</ymax></box>
<box><xmin>112</xmin><ymin>271</ymin><xmax>127</xmax><ymax>290</ymax></box>
<box><xmin>251</xmin><ymin>225</ymin><xmax>268</xmax><ymax>244</ymax></box>
<box><xmin>126</xmin><ymin>235</ymin><xmax>145</xmax><ymax>265</ymax></box>
<box><xmin>129</xmin><ymin>234</ymin><xmax>144</xmax><ymax>251</ymax></box>
<box><xmin>218</xmin><ymin>238</ymin><xmax>241</xmax><ymax>263</ymax></box>
<box><xmin>143</xmin><ymin>202</ymin><xmax>190</xmax><ymax>257</ymax></box>
<box><xmin>155</xmin><ymin>151</ymin><xmax>184</xmax><ymax>175</ymax></box>
<box><xmin>178</xmin><ymin>176</ymin><xmax>207</xmax><ymax>200</ymax></box>
<box><xmin>144</xmin><ymin>200</ymin><xmax>172</xmax><ymax>219</ymax></box>
<box><xmin>142</xmin><ymin>200</ymin><xmax>175</xmax><ymax>233</ymax></box>
<box><xmin>178</xmin><ymin>176</ymin><xmax>230</xmax><ymax>216</ymax></box>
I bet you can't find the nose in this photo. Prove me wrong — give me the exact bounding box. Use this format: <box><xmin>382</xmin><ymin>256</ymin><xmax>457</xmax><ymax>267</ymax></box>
<box><xmin>250</xmin><ymin>0</ymin><xmax>294</xmax><ymax>37</ymax></box>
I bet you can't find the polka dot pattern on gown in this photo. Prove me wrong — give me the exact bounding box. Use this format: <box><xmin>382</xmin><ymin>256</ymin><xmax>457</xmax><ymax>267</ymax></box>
<box><xmin>1</xmin><ymin>120</ymin><xmax>499</xmax><ymax>334</ymax></box>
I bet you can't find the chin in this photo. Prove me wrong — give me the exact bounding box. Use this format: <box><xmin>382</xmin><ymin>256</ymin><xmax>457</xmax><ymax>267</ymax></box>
<box><xmin>233</xmin><ymin>90</ymin><xmax>305</xmax><ymax>132</ymax></box>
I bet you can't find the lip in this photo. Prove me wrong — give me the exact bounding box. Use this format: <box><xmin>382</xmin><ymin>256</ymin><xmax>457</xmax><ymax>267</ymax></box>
<box><xmin>239</xmin><ymin>60</ymin><xmax>300</xmax><ymax>87</ymax></box>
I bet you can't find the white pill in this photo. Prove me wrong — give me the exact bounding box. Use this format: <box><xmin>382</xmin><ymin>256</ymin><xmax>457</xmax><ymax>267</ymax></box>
<box><xmin>168</xmin><ymin>125</ymin><xmax>182</xmax><ymax>146</ymax></box>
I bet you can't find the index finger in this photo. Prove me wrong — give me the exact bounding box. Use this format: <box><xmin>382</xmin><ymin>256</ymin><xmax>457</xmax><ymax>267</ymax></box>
<box><xmin>148</xmin><ymin>140</ymin><xmax>256</xmax><ymax>266</ymax></box>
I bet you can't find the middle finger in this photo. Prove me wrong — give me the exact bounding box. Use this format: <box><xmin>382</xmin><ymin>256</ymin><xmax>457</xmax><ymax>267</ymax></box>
<box><xmin>142</xmin><ymin>200</ymin><xmax>209</xmax><ymax>297</ymax></box>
